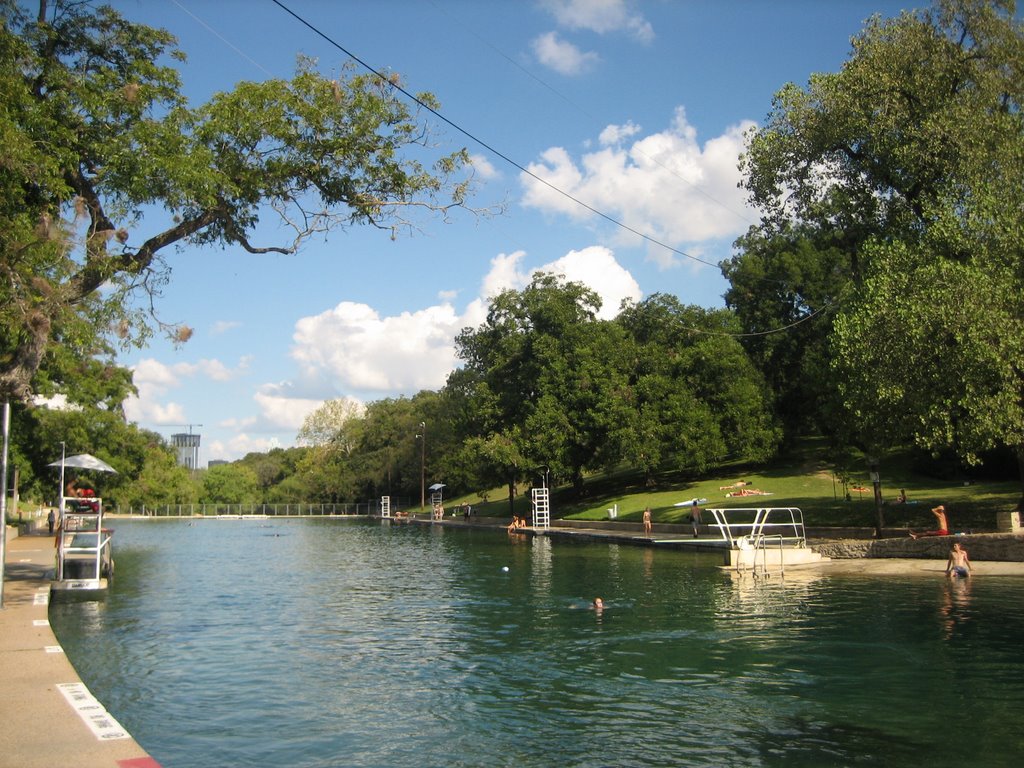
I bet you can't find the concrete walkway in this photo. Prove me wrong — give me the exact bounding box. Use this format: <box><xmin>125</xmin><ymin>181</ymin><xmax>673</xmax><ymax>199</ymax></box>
<box><xmin>0</xmin><ymin>525</ymin><xmax>158</xmax><ymax>768</ymax></box>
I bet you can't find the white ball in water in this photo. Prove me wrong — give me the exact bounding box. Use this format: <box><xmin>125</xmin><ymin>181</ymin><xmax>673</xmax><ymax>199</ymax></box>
<box><xmin>501</xmin><ymin>566</ymin><xmax>510</xmax><ymax>572</ymax></box>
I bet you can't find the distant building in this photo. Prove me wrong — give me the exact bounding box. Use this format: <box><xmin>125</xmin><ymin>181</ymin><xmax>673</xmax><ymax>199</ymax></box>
<box><xmin>171</xmin><ymin>432</ymin><xmax>201</xmax><ymax>470</ymax></box>
<box><xmin>207</xmin><ymin>460</ymin><xmax>229</xmax><ymax>468</ymax></box>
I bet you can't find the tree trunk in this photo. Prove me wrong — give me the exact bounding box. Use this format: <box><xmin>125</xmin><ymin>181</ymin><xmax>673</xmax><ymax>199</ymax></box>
<box><xmin>869</xmin><ymin>459</ymin><xmax>884</xmax><ymax>538</ymax></box>
<box><xmin>1016</xmin><ymin>444</ymin><xmax>1024</xmax><ymax>513</ymax></box>
<box><xmin>572</xmin><ymin>468</ymin><xmax>585</xmax><ymax>497</ymax></box>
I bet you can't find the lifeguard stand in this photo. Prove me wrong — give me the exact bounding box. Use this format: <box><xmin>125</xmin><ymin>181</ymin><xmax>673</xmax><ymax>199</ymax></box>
<box><xmin>53</xmin><ymin>494</ymin><xmax>112</xmax><ymax>597</ymax></box>
<box><xmin>428</xmin><ymin>483</ymin><xmax>445</xmax><ymax>508</ymax></box>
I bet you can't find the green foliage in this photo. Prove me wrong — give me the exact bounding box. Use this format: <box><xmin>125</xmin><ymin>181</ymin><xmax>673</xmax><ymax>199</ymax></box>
<box><xmin>721</xmin><ymin>227</ymin><xmax>851</xmax><ymax>437</ymax></box>
<box><xmin>7</xmin><ymin>398</ymin><xmax>187</xmax><ymax>508</ymax></box>
<box><xmin>201</xmin><ymin>463</ymin><xmax>258</xmax><ymax>505</ymax></box>
<box><xmin>113</xmin><ymin>443</ymin><xmax>197</xmax><ymax>508</ymax></box>
<box><xmin>614</xmin><ymin>295</ymin><xmax>781</xmax><ymax>484</ymax></box>
<box><xmin>0</xmin><ymin>0</ymin><xmax>477</xmax><ymax>402</ymax></box>
<box><xmin>455</xmin><ymin>274</ymin><xmax>623</xmax><ymax>493</ymax></box>
<box><xmin>452</xmin><ymin>277</ymin><xmax>779</xmax><ymax>499</ymax></box>
<box><xmin>733</xmin><ymin>0</ymin><xmax>1024</xmax><ymax>500</ymax></box>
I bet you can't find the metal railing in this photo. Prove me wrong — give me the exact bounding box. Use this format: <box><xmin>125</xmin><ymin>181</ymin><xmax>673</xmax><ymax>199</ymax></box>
<box><xmin>706</xmin><ymin>507</ymin><xmax>806</xmax><ymax>548</ymax></box>
<box><xmin>749</xmin><ymin>533</ymin><xmax>786</xmax><ymax>576</ymax></box>
<box><xmin>121</xmin><ymin>502</ymin><xmax>374</xmax><ymax>518</ymax></box>
<box><xmin>56</xmin><ymin>497</ymin><xmax>112</xmax><ymax>584</ymax></box>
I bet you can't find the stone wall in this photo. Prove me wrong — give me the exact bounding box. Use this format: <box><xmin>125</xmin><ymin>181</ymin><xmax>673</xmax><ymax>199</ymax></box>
<box><xmin>810</xmin><ymin>533</ymin><xmax>1024</xmax><ymax>562</ymax></box>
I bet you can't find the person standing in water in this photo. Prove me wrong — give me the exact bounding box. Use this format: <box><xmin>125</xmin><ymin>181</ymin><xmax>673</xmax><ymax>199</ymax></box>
<box><xmin>945</xmin><ymin>542</ymin><xmax>971</xmax><ymax>578</ymax></box>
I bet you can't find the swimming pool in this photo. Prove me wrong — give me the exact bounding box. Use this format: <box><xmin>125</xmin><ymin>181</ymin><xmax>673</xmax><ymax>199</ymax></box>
<box><xmin>50</xmin><ymin>518</ymin><xmax>1024</xmax><ymax>767</ymax></box>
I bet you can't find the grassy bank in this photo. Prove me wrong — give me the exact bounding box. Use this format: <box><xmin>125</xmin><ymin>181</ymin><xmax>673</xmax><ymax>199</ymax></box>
<box><xmin>448</xmin><ymin>439</ymin><xmax>1021</xmax><ymax>533</ymax></box>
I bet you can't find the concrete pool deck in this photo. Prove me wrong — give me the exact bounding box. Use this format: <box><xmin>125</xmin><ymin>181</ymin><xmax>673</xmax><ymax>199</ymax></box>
<box><xmin>0</xmin><ymin>524</ymin><xmax>159</xmax><ymax>768</ymax></box>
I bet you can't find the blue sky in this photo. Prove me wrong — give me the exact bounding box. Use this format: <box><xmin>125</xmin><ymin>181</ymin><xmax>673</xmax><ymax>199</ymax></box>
<box><xmin>103</xmin><ymin>0</ymin><xmax>911</xmax><ymax>464</ymax></box>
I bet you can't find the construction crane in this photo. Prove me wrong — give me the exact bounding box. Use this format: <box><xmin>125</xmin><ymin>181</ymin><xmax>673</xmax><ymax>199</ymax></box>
<box><xmin>165</xmin><ymin>423</ymin><xmax>203</xmax><ymax>434</ymax></box>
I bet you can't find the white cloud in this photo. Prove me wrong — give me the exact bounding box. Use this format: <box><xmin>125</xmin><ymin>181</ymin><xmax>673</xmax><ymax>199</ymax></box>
<box><xmin>210</xmin><ymin>320</ymin><xmax>241</xmax><ymax>335</ymax></box>
<box><xmin>481</xmin><ymin>250</ymin><xmax>532</xmax><ymax>298</ymax></box>
<box><xmin>469</xmin><ymin>153</ymin><xmax>499</xmax><ymax>180</ymax></box>
<box><xmin>290</xmin><ymin>302</ymin><xmax>464</xmax><ymax>394</ymax></box>
<box><xmin>521</xmin><ymin>107</ymin><xmax>756</xmax><ymax>268</ymax></box>
<box><xmin>122</xmin><ymin>393</ymin><xmax>186</xmax><ymax>426</ymax></box>
<box><xmin>599</xmin><ymin>121</ymin><xmax>641</xmax><ymax>146</ymax></box>
<box><xmin>531</xmin><ymin>31</ymin><xmax>599</xmax><ymax>76</ymax></box>
<box><xmin>543</xmin><ymin>246</ymin><xmax>641</xmax><ymax>319</ymax></box>
<box><xmin>253</xmin><ymin>385</ymin><xmax>326</xmax><ymax>431</ymax></box>
<box><xmin>543</xmin><ymin>0</ymin><xmax>654</xmax><ymax>42</ymax></box>
<box><xmin>480</xmin><ymin>247</ymin><xmax>640</xmax><ymax>320</ymax></box>
<box><xmin>278</xmin><ymin>246</ymin><xmax>640</xmax><ymax>414</ymax></box>
<box><xmin>32</xmin><ymin>393</ymin><xmax>73</xmax><ymax>410</ymax></box>
<box><xmin>122</xmin><ymin>356</ymin><xmax>247</xmax><ymax>426</ymax></box>
<box><xmin>207</xmin><ymin>434</ymin><xmax>280</xmax><ymax>463</ymax></box>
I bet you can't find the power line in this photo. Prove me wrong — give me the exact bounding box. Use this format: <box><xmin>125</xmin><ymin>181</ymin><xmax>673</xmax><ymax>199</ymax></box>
<box><xmin>425</xmin><ymin>0</ymin><xmax>756</xmax><ymax>230</ymax></box>
<box><xmin>268</xmin><ymin>0</ymin><xmax>724</xmax><ymax>273</ymax></box>
<box><xmin>265</xmin><ymin>0</ymin><xmax>829</xmax><ymax>338</ymax></box>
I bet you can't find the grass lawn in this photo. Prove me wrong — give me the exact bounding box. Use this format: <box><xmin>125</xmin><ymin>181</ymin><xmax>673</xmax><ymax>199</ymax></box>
<box><xmin>448</xmin><ymin>438</ymin><xmax>1021</xmax><ymax>533</ymax></box>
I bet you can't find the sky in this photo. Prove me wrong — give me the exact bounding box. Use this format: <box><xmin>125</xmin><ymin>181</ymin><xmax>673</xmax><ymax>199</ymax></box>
<box><xmin>96</xmin><ymin>0</ymin><xmax>913</xmax><ymax>465</ymax></box>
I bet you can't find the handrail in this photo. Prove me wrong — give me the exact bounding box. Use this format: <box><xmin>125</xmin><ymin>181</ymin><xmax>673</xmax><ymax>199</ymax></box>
<box><xmin>708</xmin><ymin>508</ymin><xmax>805</xmax><ymax>575</ymax></box>
<box><xmin>57</xmin><ymin>497</ymin><xmax>111</xmax><ymax>584</ymax></box>
<box><xmin>707</xmin><ymin>507</ymin><xmax>806</xmax><ymax>548</ymax></box>
<box><xmin>750</xmin><ymin>533</ymin><xmax>785</xmax><ymax>576</ymax></box>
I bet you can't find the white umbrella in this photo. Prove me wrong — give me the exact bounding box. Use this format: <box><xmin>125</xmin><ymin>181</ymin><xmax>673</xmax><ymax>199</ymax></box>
<box><xmin>49</xmin><ymin>453</ymin><xmax>118</xmax><ymax>473</ymax></box>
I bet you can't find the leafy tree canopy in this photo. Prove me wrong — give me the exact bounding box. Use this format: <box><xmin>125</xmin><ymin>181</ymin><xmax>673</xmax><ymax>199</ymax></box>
<box><xmin>0</xmin><ymin>0</ymin><xmax>480</xmax><ymax>402</ymax></box>
<box><xmin>732</xmin><ymin>0</ymin><xmax>1024</xmax><ymax>501</ymax></box>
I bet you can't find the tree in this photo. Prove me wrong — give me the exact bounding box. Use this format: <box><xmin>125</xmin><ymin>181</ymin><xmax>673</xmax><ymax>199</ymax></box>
<box><xmin>0</xmin><ymin>0</ymin><xmax>479</xmax><ymax>403</ymax></box>
<box><xmin>455</xmin><ymin>274</ymin><xmax>623</xmax><ymax>496</ymax></box>
<box><xmin>296</xmin><ymin>398</ymin><xmax>365</xmax><ymax>503</ymax></box>
<box><xmin>721</xmin><ymin>227</ymin><xmax>851</xmax><ymax>440</ymax></box>
<box><xmin>201</xmin><ymin>463</ymin><xmax>258</xmax><ymax>505</ymax></box>
<box><xmin>735</xmin><ymin>0</ymin><xmax>1024</xmax><ymax>512</ymax></box>
<box><xmin>615</xmin><ymin>295</ymin><xmax>780</xmax><ymax>485</ymax></box>
<box><xmin>113</xmin><ymin>441</ymin><xmax>196</xmax><ymax>509</ymax></box>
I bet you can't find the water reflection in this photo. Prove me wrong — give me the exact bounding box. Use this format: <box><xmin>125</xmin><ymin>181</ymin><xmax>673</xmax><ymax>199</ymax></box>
<box><xmin>938</xmin><ymin>575</ymin><xmax>973</xmax><ymax>640</ymax></box>
<box><xmin>529</xmin><ymin>535</ymin><xmax>552</xmax><ymax>595</ymax></box>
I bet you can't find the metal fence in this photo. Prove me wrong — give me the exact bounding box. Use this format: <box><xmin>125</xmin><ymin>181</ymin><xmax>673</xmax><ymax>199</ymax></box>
<box><xmin>121</xmin><ymin>502</ymin><xmax>373</xmax><ymax>518</ymax></box>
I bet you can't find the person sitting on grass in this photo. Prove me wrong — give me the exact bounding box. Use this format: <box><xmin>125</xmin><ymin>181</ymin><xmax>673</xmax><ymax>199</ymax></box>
<box><xmin>909</xmin><ymin>504</ymin><xmax>950</xmax><ymax>539</ymax></box>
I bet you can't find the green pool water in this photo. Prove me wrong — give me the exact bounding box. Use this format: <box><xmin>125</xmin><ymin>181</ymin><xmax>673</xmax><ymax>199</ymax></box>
<box><xmin>49</xmin><ymin>518</ymin><xmax>1024</xmax><ymax>767</ymax></box>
